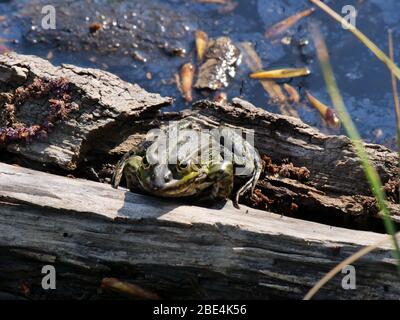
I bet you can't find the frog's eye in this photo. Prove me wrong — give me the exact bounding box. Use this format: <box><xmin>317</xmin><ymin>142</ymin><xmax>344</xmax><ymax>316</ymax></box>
<box><xmin>177</xmin><ymin>161</ymin><xmax>189</xmax><ymax>172</ymax></box>
<box><xmin>179</xmin><ymin>162</ymin><xmax>188</xmax><ymax>169</ymax></box>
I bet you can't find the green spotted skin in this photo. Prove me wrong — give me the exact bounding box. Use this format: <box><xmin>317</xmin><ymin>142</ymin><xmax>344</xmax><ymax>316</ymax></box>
<box><xmin>112</xmin><ymin>116</ymin><xmax>261</xmax><ymax>208</ymax></box>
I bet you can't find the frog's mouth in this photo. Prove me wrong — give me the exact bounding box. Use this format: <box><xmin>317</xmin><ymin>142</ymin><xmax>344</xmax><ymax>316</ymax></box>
<box><xmin>151</xmin><ymin>170</ymin><xmax>213</xmax><ymax>198</ymax></box>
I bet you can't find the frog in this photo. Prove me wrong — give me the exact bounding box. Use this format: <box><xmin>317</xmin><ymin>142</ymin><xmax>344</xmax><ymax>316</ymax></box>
<box><xmin>112</xmin><ymin>115</ymin><xmax>261</xmax><ymax>208</ymax></box>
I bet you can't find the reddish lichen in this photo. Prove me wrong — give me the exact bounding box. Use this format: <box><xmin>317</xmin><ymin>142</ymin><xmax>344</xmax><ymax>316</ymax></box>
<box><xmin>261</xmin><ymin>154</ymin><xmax>310</xmax><ymax>182</ymax></box>
<box><xmin>247</xmin><ymin>188</ymin><xmax>274</xmax><ymax>210</ymax></box>
<box><xmin>243</xmin><ymin>154</ymin><xmax>309</xmax><ymax>213</ymax></box>
<box><xmin>0</xmin><ymin>77</ymin><xmax>78</xmax><ymax>145</ymax></box>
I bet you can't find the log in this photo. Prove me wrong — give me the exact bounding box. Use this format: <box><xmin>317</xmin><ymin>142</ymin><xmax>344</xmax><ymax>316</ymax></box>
<box><xmin>1</xmin><ymin>53</ymin><xmax>400</xmax><ymax>300</ymax></box>
<box><xmin>195</xmin><ymin>98</ymin><xmax>398</xmax><ymax>197</ymax></box>
<box><xmin>0</xmin><ymin>162</ymin><xmax>399</xmax><ymax>300</ymax></box>
<box><xmin>0</xmin><ymin>53</ymin><xmax>171</xmax><ymax>170</ymax></box>
<box><xmin>2</xmin><ymin>53</ymin><xmax>398</xmax><ymax>231</ymax></box>
<box><xmin>105</xmin><ymin>98</ymin><xmax>400</xmax><ymax>230</ymax></box>
<box><xmin>193</xmin><ymin>98</ymin><xmax>400</xmax><ymax>229</ymax></box>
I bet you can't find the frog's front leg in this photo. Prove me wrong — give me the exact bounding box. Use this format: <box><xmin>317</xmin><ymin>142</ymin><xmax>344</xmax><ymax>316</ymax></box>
<box><xmin>206</xmin><ymin>161</ymin><xmax>234</xmax><ymax>201</ymax></box>
<box><xmin>112</xmin><ymin>152</ymin><xmax>142</xmax><ymax>190</ymax></box>
<box><xmin>233</xmin><ymin>148</ymin><xmax>262</xmax><ymax>207</ymax></box>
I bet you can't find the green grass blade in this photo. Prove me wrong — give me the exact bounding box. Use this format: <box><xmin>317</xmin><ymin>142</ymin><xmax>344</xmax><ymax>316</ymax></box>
<box><xmin>310</xmin><ymin>0</ymin><xmax>400</xmax><ymax>80</ymax></box>
<box><xmin>310</xmin><ymin>24</ymin><xmax>400</xmax><ymax>269</ymax></box>
<box><xmin>388</xmin><ymin>30</ymin><xmax>400</xmax><ymax>203</ymax></box>
<box><xmin>304</xmin><ymin>232</ymin><xmax>399</xmax><ymax>300</ymax></box>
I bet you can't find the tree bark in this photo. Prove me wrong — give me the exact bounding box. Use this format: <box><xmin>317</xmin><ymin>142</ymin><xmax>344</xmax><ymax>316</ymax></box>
<box><xmin>0</xmin><ymin>162</ymin><xmax>399</xmax><ymax>300</ymax></box>
<box><xmin>107</xmin><ymin>98</ymin><xmax>400</xmax><ymax>231</ymax></box>
<box><xmin>1</xmin><ymin>53</ymin><xmax>400</xmax><ymax>300</ymax></box>
<box><xmin>0</xmin><ymin>53</ymin><xmax>172</xmax><ymax>170</ymax></box>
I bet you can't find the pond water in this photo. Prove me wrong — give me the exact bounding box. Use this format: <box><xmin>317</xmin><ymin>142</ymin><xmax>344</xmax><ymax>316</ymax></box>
<box><xmin>0</xmin><ymin>0</ymin><xmax>399</xmax><ymax>149</ymax></box>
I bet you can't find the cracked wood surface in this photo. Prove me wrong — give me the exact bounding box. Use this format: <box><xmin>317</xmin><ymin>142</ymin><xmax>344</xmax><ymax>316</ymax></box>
<box><xmin>194</xmin><ymin>99</ymin><xmax>400</xmax><ymax>228</ymax></box>
<box><xmin>107</xmin><ymin>98</ymin><xmax>400</xmax><ymax>229</ymax></box>
<box><xmin>0</xmin><ymin>162</ymin><xmax>399</xmax><ymax>300</ymax></box>
<box><xmin>0</xmin><ymin>53</ymin><xmax>172</xmax><ymax>170</ymax></box>
<box><xmin>1</xmin><ymin>54</ymin><xmax>398</xmax><ymax>229</ymax></box>
<box><xmin>1</xmin><ymin>53</ymin><xmax>400</xmax><ymax>299</ymax></box>
<box><xmin>195</xmin><ymin>99</ymin><xmax>397</xmax><ymax>197</ymax></box>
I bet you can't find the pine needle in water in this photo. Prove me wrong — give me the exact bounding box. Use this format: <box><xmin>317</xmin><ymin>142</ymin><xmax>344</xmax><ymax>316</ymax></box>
<box><xmin>265</xmin><ymin>8</ymin><xmax>315</xmax><ymax>39</ymax></box>
<box><xmin>250</xmin><ymin>67</ymin><xmax>310</xmax><ymax>79</ymax></box>
<box><xmin>240</xmin><ymin>42</ymin><xmax>299</xmax><ymax>117</ymax></box>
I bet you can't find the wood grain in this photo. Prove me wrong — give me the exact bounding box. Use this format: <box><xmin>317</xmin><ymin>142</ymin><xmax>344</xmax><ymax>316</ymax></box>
<box><xmin>0</xmin><ymin>162</ymin><xmax>398</xmax><ymax>299</ymax></box>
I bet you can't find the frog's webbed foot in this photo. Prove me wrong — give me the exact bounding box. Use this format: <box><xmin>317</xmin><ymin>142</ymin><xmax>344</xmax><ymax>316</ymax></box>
<box><xmin>112</xmin><ymin>154</ymin><xmax>130</xmax><ymax>189</ymax></box>
<box><xmin>111</xmin><ymin>148</ymin><xmax>141</xmax><ymax>189</ymax></box>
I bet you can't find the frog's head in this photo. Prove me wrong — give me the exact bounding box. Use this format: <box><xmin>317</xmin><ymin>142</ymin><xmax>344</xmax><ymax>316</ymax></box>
<box><xmin>114</xmin><ymin>152</ymin><xmax>209</xmax><ymax>197</ymax></box>
<box><xmin>113</xmin><ymin>151</ymin><xmax>234</xmax><ymax>200</ymax></box>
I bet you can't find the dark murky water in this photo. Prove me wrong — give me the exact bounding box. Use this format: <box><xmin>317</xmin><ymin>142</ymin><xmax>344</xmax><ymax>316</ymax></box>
<box><xmin>1</xmin><ymin>0</ymin><xmax>399</xmax><ymax>149</ymax></box>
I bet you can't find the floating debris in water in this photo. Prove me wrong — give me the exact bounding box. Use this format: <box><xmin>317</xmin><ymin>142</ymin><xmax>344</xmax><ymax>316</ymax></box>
<box><xmin>305</xmin><ymin>91</ymin><xmax>340</xmax><ymax>128</ymax></box>
<box><xmin>195</xmin><ymin>30</ymin><xmax>209</xmax><ymax>61</ymax></box>
<box><xmin>265</xmin><ymin>8</ymin><xmax>315</xmax><ymax>39</ymax></box>
<box><xmin>250</xmin><ymin>67</ymin><xmax>311</xmax><ymax>79</ymax></box>
<box><xmin>240</xmin><ymin>42</ymin><xmax>283</xmax><ymax>103</ymax></box>
<box><xmin>298</xmin><ymin>38</ymin><xmax>310</xmax><ymax>47</ymax></box>
<box><xmin>46</xmin><ymin>51</ymin><xmax>54</xmax><ymax>60</ymax></box>
<box><xmin>283</xmin><ymin>84</ymin><xmax>300</xmax><ymax>104</ymax></box>
<box><xmin>281</xmin><ymin>36</ymin><xmax>292</xmax><ymax>45</ymax></box>
<box><xmin>180</xmin><ymin>63</ymin><xmax>195</xmax><ymax>102</ymax></box>
<box><xmin>197</xmin><ymin>0</ymin><xmax>238</xmax><ymax>13</ymax></box>
<box><xmin>239</xmin><ymin>42</ymin><xmax>299</xmax><ymax>118</ymax></box>
<box><xmin>160</xmin><ymin>42</ymin><xmax>187</xmax><ymax>57</ymax></box>
<box><xmin>195</xmin><ymin>37</ymin><xmax>241</xmax><ymax>90</ymax></box>
<box><xmin>214</xmin><ymin>91</ymin><xmax>228</xmax><ymax>104</ymax></box>
<box><xmin>198</xmin><ymin>0</ymin><xmax>232</xmax><ymax>4</ymax></box>
<box><xmin>373</xmin><ymin>128</ymin><xmax>383</xmax><ymax>139</ymax></box>
<box><xmin>132</xmin><ymin>50</ymin><xmax>147</xmax><ymax>63</ymax></box>
<box><xmin>89</xmin><ymin>22</ymin><xmax>103</xmax><ymax>34</ymax></box>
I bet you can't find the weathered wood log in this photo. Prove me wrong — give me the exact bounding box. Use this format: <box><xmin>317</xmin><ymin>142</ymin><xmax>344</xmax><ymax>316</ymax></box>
<box><xmin>2</xmin><ymin>54</ymin><xmax>398</xmax><ymax>231</ymax></box>
<box><xmin>195</xmin><ymin>98</ymin><xmax>398</xmax><ymax>197</ymax></box>
<box><xmin>104</xmin><ymin>98</ymin><xmax>400</xmax><ymax>230</ymax></box>
<box><xmin>0</xmin><ymin>162</ymin><xmax>399</xmax><ymax>300</ymax></box>
<box><xmin>1</xmin><ymin>54</ymin><xmax>400</xmax><ymax>299</ymax></box>
<box><xmin>0</xmin><ymin>53</ymin><xmax>171</xmax><ymax>170</ymax></box>
<box><xmin>194</xmin><ymin>99</ymin><xmax>400</xmax><ymax>229</ymax></box>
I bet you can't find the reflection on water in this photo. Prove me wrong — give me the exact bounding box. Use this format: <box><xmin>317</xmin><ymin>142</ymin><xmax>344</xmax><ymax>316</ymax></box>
<box><xmin>0</xmin><ymin>0</ymin><xmax>399</xmax><ymax>149</ymax></box>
